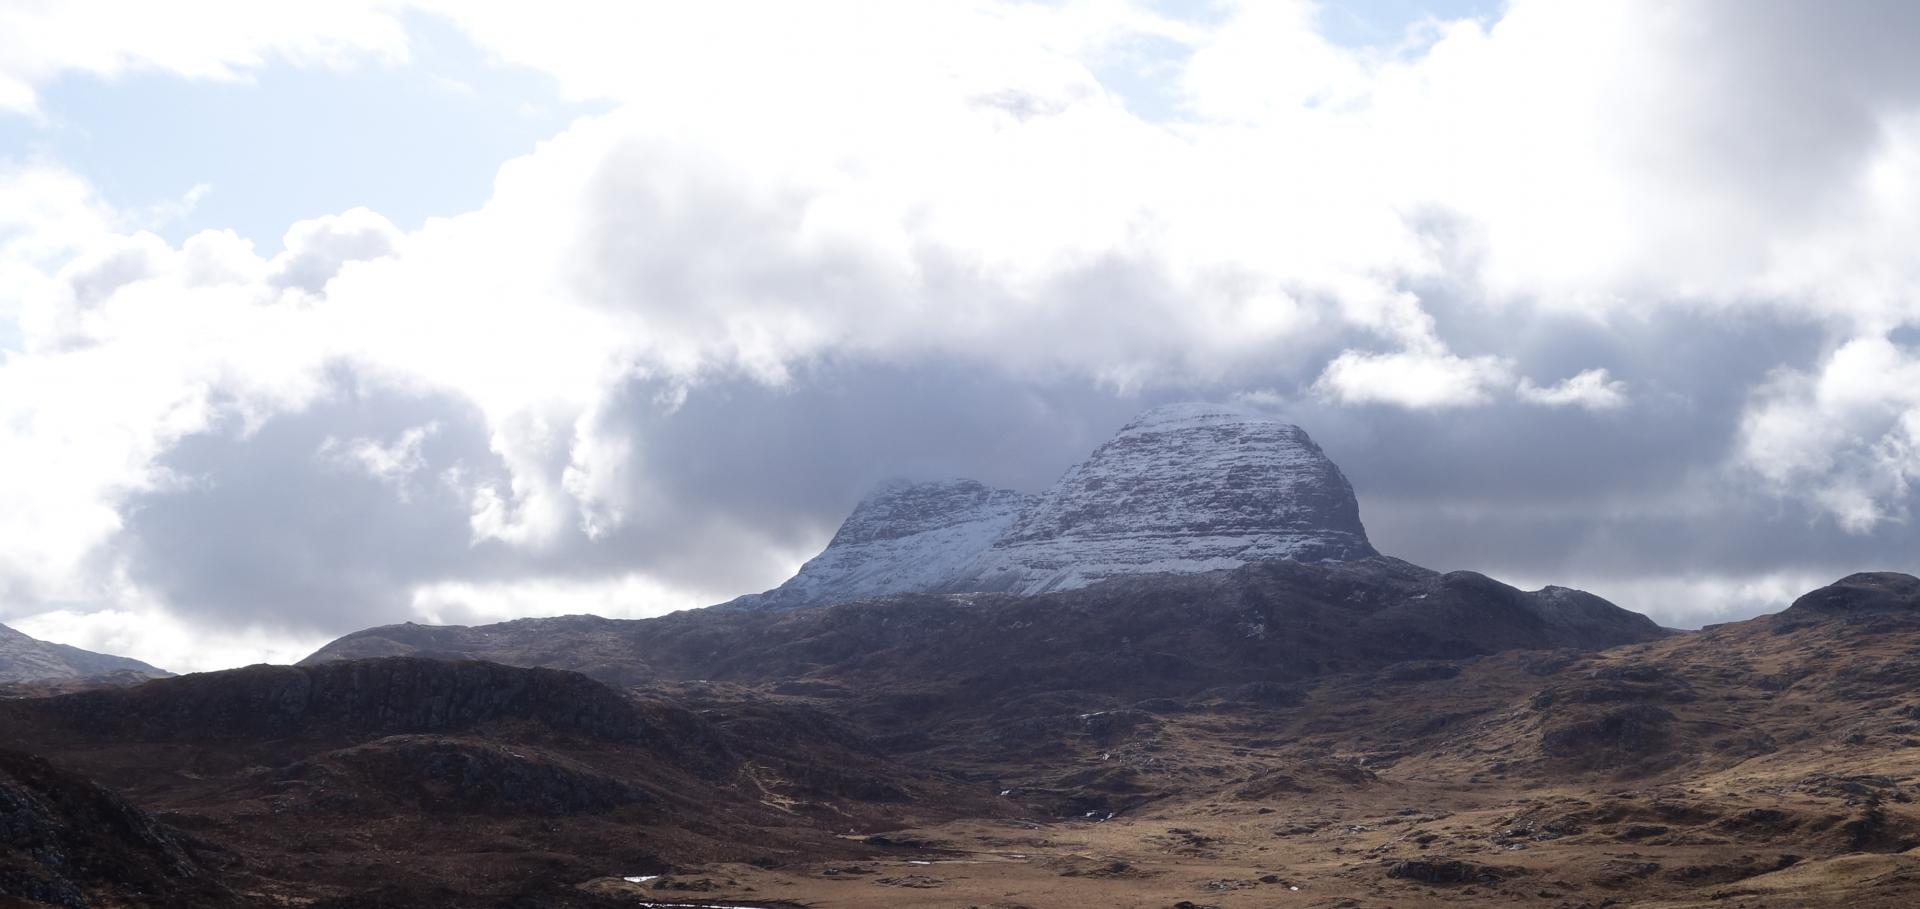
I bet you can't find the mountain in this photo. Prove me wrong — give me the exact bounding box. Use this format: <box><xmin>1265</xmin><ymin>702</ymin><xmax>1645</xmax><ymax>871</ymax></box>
<box><xmin>731</xmin><ymin>402</ymin><xmax>1378</xmax><ymax>610</ymax></box>
<box><xmin>0</xmin><ymin>621</ymin><xmax>169</xmax><ymax>684</ymax></box>
<box><xmin>306</xmin><ymin>557</ymin><xmax>1665</xmax><ymax>692</ymax></box>
<box><xmin>726</xmin><ymin>478</ymin><xmax>1033</xmax><ymax>610</ymax></box>
<box><xmin>943</xmin><ymin>402</ymin><xmax>1377</xmax><ymax>594</ymax></box>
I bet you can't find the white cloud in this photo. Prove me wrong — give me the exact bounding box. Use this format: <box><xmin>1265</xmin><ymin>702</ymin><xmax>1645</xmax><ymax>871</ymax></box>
<box><xmin>1314</xmin><ymin>355</ymin><xmax>1628</xmax><ymax>412</ymax></box>
<box><xmin>1517</xmin><ymin>368</ymin><xmax>1629</xmax><ymax>411</ymax></box>
<box><xmin>317</xmin><ymin>423</ymin><xmax>438</xmax><ymax>500</ymax></box>
<box><xmin>12</xmin><ymin>603</ymin><xmax>324</xmax><ymax>674</ymax></box>
<box><xmin>1738</xmin><ymin>336</ymin><xmax>1920</xmax><ymax>532</ymax></box>
<box><xmin>1313</xmin><ymin>349</ymin><xmax>1513</xmax><ymax>409</ymax></box>
<box><xmin>407</xmin><ymin>573</ymin><xmax>712</xmax><ymax>626</ymax></box>
<box><xmin>270</xmin><ymin>207</ymin><xmax>403</xmax><ymax>294</ymax></box>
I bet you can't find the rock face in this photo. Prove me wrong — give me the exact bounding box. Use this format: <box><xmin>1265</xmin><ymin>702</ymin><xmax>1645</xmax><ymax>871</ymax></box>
<box><xmin>944</xmin><ymin>402</ymin><xmax>1376</xmax><ymax>595</ymax></box>
<box><xmin>734</xmin><ymin>402</ymin><xmax>1377</xmax><ymax>609</ymax></box>
<box><xmin>727</xmin><ymin>479</ymin><xmax>1032</xmax><ymax>611</ymax></box>
<box><xmin>0</xmin><ymin>748</ymin><xmax>234</xmax><ymax>907</ymax></box>
<box><xmin>0</xmin><ymin>622</ymin><xmax>169</xmax><ymax>685</ymax></box>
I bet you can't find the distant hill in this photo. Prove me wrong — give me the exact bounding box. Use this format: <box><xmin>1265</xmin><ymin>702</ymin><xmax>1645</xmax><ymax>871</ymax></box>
<box><xmin>0</xmin><ymin>621</ymin><xmax>169</xmax><ymax>685</ymax></box>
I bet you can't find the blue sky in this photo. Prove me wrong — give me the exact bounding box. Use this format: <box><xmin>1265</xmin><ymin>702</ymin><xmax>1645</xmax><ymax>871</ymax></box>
<box><xmin>0</xmin><ymin>14</ymin><xmax>594</xmax><ymax>251</ymax></box>
<box><xmin>0</xmin><ymin>2</ymin><xmax>1495</xmax><ymax>252</ymax></box>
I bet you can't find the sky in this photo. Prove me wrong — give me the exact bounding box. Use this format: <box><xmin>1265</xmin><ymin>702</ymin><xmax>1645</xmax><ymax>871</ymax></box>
<box><xmin>2</xmin><ymin>0</ymin><xmax>1919</xmax><ymax>673</ymax></box>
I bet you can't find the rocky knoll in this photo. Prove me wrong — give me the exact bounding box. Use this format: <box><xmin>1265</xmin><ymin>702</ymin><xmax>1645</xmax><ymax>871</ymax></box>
<box><xmin>1780</xmin><ymin>571</ymin><xmax>1920</xmax><ymax>618</ymax></box>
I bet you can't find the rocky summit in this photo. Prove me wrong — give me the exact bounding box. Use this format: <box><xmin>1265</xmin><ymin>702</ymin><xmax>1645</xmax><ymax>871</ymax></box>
<box><xmin>733</xmin><ymin>402</ymin><xmax>1379</xmax><ymax>610</ymax></box>
<box><xmin>944</xmin><ymin>402</ymin><xmax>1377</xmax><ymax>595</ymax></box>
<box><xmin>1781</xmin><ymin>571</ymin><xmax>1920</xmax><ymax>617</ymax></box>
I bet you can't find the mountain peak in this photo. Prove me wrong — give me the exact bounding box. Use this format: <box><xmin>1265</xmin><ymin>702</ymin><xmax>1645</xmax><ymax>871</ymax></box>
<box><xmin>724</xmin><ymin>477</ymin><xmax>1033</xmax><ymax>611</ymax></box>
<box><xmin>1112</xmin><ymin>400</ymin><xmax>1284</xmax><ymax>437</ymax></box>
<box><xmin>1783</xmin><ymin>572</ymin><xmax>1920</xmax><ymax>617</ymax></box>
<box><xmin>945</xmin><ymin>402</ymin><xmax>1374</xmax><ymax>594</ymax></box>
<box><xmin>732</xmin><ymin>403</ymin><xmax>1378</xmax><ymax>609</ymax></box>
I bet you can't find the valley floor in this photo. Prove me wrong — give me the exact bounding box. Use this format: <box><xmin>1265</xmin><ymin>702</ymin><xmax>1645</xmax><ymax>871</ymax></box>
<box><xmin>579</xmin><ymin>777</ymin><xmax>1920</xmax><ymax>909</ymax></box>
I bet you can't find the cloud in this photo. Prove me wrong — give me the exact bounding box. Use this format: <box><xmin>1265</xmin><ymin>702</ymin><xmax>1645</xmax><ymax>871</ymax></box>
<box><xmin>2</xmin><ymin>1</ymin><xmax>1920</xmax><ymax>668</ymax></box>
<box><xmin>316</xmin><ymin>421</ymin><xmax>440</xmax><ymax>500</ymax></box>
<box><xmin>1314</xmin><ymin>353</ymin><xmax>1627</xmax><ymax>412</ymax></box>
<box><xmin>1313</xmin><ymin>349</ymin><xmax>1512</xmax><ymax>409</ymax></box>
<box><xmin>270</xmin><ymin>208</ymin><xmax>403</xmax><ymax>294</ymax></box>
<box><xmin>1517</xmin><ymin>368</ymin><xmax>1628</xmax><ymax>411</ymax></box>
<box><xmin>1738</xmin><ymin>336</ymin><xmax>1920</xmax><ymax>532</ymax></box>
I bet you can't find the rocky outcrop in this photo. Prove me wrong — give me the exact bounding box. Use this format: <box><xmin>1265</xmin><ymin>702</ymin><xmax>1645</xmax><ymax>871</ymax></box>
<box><xmin>726</xmin><ymin>479</ymin><xmax>1031</xmax><ymax>611</ymax></box>
<box><xmin>0</xmin><ymin>748</ymin><xmax>235</xmax><ymax>908</ymax></box>
<box><xmin>0</xmin><ymin>622</ymin><xmax>169</xmax><ymax>685</ymax></box>
<box><xmin>942</xmin><ymin>403</ymin><xmax>1376</xmax><ymax>595</ymax></box>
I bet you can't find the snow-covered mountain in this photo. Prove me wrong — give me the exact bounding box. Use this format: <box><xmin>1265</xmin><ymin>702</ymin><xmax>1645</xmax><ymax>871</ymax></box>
<box><xmin>725</xmin><ymin>478</ymin><xmax>1033</xmax><ymax>610</ymax></box>
<box><xmin>942</xmin><ymin>402</ymin><xmax>1375</xmax><ymax>594</ymax></box>
<box><xmin>0</xmin><ymin>622</ymin><xmax>170</xmax><ymax>684</ymax></box>
<box><xmin>733</xmin><ymin>402</ymin><xmax>1377</xmax><ymax>610</ymax></box>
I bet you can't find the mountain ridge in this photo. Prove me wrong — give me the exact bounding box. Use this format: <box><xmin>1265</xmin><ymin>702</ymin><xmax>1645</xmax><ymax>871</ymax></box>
<box><xmin>0</xmin><ymin>621</ymin><xmax>170</xmax><ymax>685</ymax></box>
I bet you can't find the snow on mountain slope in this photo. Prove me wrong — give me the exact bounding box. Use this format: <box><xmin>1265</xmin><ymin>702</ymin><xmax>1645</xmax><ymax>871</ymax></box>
<box><xmin>941</xmin><ymin>402</ymin><xmax>1376</xmax><ymax>595</ymax></box>
<box><xmin>725</xmin><ymin>478</ymin><xmax>1033</xmax><ymax>610</ymax></box>
<box><xmin>733</xmin><ymin>403</ymin><xmax>1377</xmax><ymax>610</ymax></box>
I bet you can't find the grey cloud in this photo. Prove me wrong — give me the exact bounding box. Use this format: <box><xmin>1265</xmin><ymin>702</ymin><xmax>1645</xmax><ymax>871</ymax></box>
<box><xmin>120</xmin><ymin>372</ymin><xmax>512</xmax><ymax>633</ymax></box>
